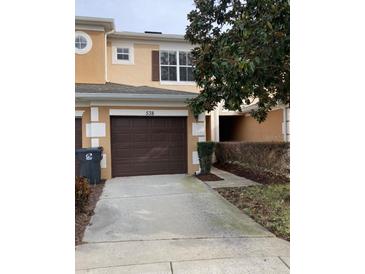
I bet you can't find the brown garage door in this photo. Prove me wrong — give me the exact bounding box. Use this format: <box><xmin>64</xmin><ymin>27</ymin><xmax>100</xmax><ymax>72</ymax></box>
<box><xmin>75</xmin><ymin>118</ymin><xmax>82</xmax><ymax>176</ymax></box>
<box><xmin>111</xmin><ymin>116</ymin><xmax>187</xmax><ymax>177</ymax></box>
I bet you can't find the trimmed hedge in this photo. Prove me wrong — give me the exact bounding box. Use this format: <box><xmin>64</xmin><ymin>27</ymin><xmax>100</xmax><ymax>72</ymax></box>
<box><xmin>215</xmin><ymin>142</ymin><xmax>290</xmax><ymax>178</ymax></box>
<box><xmin>197</xmin><ymin>142</ymin><xmax>215</xmax><ymax>174</ymax></box>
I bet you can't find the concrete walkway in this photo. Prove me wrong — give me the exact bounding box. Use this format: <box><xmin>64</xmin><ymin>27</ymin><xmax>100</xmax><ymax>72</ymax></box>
<box><xmin>204</xmin><ymin>167</ymin><xmax>259</xmax><ymax>188</ymax></box>
<box><xmin>76</xmin><ymin>174</ymin><xmax>289</xmax><ymax>273</ymax></box>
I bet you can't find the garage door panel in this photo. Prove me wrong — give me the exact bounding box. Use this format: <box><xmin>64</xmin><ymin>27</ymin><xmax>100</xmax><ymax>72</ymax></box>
<box><xmin>168</xmin><ymin>148</ymin><xmax>185</xmax><ymax>157</ymax></box>
<box><xmin>133</xmin><ymin>149</ymin><xmax>168</xmax><ymax>158</ymax></box>
<box><xmin>132</xmin><ymin>118</ymin><xmax>149</xmax><ymax>127</ymax></box>
<box><xmin>169</xmin><ymin>133</ymin><xmax>185</xmax><ymax>141</ymax></box>
<box><xmin>112</xmin><ymin>134</ymin><xmax>133</xmax><ymax>144</ymax></box>
<box><xmin>111</xmin><ymin>116</ymin><xmax>187</xmax><ymax>177</ymax></box>
<box><xmin>150</xmin><ymin>133</ymin><xmax>169</xmax><ymax>142</ymax></box>
<box><xmin>112</xmin><ymin>149</ymin><xmax>132</xmax><ymax>157</ymax></box>
<box><xmin>150</xmin><ymin>118</ymin><xmax>167</xmax><ymax>127</ymax></box>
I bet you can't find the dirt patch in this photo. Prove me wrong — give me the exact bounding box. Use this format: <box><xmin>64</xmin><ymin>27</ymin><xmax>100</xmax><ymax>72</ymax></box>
<box><xmin>75</xmin><ymin>181</ymin><xmax>105</xmax><ymax>245</ymax></box>
<box><xmin>216</xmin><ymin>184</ymin><xmax>290</xmax><ymax>241</ymax></box>
<box><xmin>214</xmin><ymin>162</ymin><xmax>289</xmax><ymax>185</ymax></box>
<box><xmin>196</xmin><ymin>173</ymin><xmax>224</xmax><ymax>182</ymax></box>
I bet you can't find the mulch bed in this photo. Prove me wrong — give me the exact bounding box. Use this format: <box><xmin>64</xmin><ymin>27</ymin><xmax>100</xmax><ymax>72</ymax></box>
<box><xmin>214</xmin><ymin>162</ymin><xmax>289</xmax><ymax>185</ymax></box>
<box><xmin>75</xmin><ymin>181</ymin><xmax>105</xmax><ymax>245</ymax></box>
<box><xmin>196</xmin><ymin>173</ymin><xmax>224</xmax><ymax>181</ymax></box>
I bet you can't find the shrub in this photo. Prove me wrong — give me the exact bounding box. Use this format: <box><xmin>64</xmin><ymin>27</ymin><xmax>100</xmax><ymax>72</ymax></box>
<box><xmin>75</xmin><ymin>177</ymin><xmax>90</xmax><ymax>212</ymax></box>
<box><xmin>215</xmin><ymin>142</ymin><xmax>290</xmax><ymax>179</ymax></box>
<box><xmin>197</xmin><ymin>142</ymin><xmax>215</xmax><ymax>175</ymax></box>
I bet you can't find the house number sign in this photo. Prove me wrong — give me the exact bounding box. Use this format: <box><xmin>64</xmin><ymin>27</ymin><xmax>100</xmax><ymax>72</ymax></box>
<box><xmin>146</xmin><ymin>110</ymin><xmax>155</xmax><ymax>116</ymax></box>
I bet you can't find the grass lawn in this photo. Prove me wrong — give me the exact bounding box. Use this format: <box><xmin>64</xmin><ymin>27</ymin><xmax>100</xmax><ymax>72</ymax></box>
<box><xmin>216</xmin><ymin>183</ymin><xmax>290</xmax><ymax>241</ymax></box>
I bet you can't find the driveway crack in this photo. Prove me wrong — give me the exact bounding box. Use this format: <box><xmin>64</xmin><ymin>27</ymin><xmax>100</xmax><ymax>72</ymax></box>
<box><xmin>278</xmin><ymin>256</ymin><xmax>290</xmax><ymax>269</ymax></box>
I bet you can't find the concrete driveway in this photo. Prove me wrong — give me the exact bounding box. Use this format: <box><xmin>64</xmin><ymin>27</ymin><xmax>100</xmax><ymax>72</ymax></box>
<box><xmin>76</xmin><ymin>174</ymin><xmax>289</xmax><ymax>273</ymax></box>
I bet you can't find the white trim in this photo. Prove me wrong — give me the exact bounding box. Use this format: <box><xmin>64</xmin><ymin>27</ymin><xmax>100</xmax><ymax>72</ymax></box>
<box><xmin>192</xmin><ymin>123</ymin><xmax>205</xmax><ymax>136</ymax></box>
<box><xmin>100</xmin><ymin>154</ymin><xmax>107</xmax><ymax>169</ymax></box>
<box><xmin>76</xmin><ymin>25</ymin><xmax>105</xmax><ymax>32</ymax></box>
<box><xmin>91</xmin><ymin>138</ymin><xmax>99</xmax><ymax>147</ymax></box>
<box><xmin>109</xmin><ymin>34</ymin><xmax>186</xmax><ymax>43</ymax></box>
<box><xmin>111</xmin><ymin>41</ymin><xmax>134</xmax><ymax>65</ymax></box>
<box><xmin>109</xmin><ymin>109</ymin><xmax>188</xmax><ymax>117</ymax></box>
<box><xmin>90</xmin><ymin>107</ymin><xmax>99</xmax><ymax>122</ymax></box>
<box><xmin>75</xmin><ymin>102</ymin><xmax>89</xmax><ymax>107</ymax></box>
<box><xmin>75</xmin><ymin>31</ymin><xmax>93</xmax><ymax>55</ymax></box>
<box><xmin>282</xmin><ymin>106</ymin><xmax>290</xmax><ymax>142</ymax></box>
<box><xmin>198</xmin><ymin>113</ymin><xmax>205</xmax><ymax>122</ymax></box>
<box><xmin>105</xmin><ymin>29</ymin><xmax>115</xmax><ymax>82</ymax></box>
<box><xmin>159</xmin><ymin>42</ymin><xmax>194</xmax><ymax>51</ymax></box>
<box><xmin>211</xmin><ymin>108</ymin><xmax>220</xmax><ymax>142</ymax></box>
<box><xmin>192</xmin><ymin>151</ymin><xmax>199</xmax><ymax>165</ymax></box>
<box><xmin>75</xmin><ymin>110</ymin><xmax>84</xmax><ymax>117</ymax></box>
<box><xmin>160</xmin><ymin>81</ymin><xmax>196</xmax><ymax>86</ymax></box>
<box><xmin>86</xmin><ymin>123</ymin><xmax>106</xmax><ymax>137</ymax></box>
<box><xmin>89</xmin><ymin>101</ymin><xmax>188</xmax><ymax>107</ymax></box>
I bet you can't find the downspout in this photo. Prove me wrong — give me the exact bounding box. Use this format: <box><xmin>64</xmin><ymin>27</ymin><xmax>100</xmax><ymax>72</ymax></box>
<box><xmin>282</xmin><ymin>106</ymin><xmax>288</xmax><ymax>142</ymax></box>
<box><xmin>104</xmin><ymin>29</ymin><xmax>115</xmax><ymax>83</ymax></box>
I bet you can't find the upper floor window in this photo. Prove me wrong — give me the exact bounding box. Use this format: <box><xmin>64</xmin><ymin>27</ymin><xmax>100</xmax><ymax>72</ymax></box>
<box><xmin>112</xmin><ymin>43</ymin><xmax>134</xmax><ymax>65</ymax></box>
<box><xmin>160</xmin><ymin>51</ymin><xmax>177</xmax><ymax>81</ymax></box>
<box><xmin>160</xmin><ymin>50</ymin><xmax>194</xmax><ymax>83</ymax></box>
<box><xmin>179</xmin><ymin>52</ymin><xmax>194</xmax><ymax>82</ymax></box>
<box><xmin>75</xmin><ymin>36</ymin><xmax>87</xmax><ymax>49</ymax></box>
<box><xmin>75</xmin><ymin>31</ymin><xmax>92</xmax><ymax>55</ymax></box>
<box><xmin>117</xmin><ymin>48</ymin><xmax>130</xmax><ymax>61</ymax></box>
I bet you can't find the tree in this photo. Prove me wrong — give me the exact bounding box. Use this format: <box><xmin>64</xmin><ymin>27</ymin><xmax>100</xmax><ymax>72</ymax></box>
<box><xmin>185</xmin><ymin>0</ymin><xmax>290</xmax><ymax>122</ymax></box>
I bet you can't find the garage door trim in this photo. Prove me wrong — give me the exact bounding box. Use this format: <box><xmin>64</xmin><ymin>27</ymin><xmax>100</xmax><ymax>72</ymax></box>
<box><xmin>110</xmin><ymin>109</ymin><xmax>188</xmax><ymax>117</ymax></box>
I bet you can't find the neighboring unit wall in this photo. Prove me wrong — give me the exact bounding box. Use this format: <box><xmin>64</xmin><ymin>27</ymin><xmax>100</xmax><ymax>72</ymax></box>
<box><xmin>220</xmin><ymin>109</ymin><xmax>284</xmax><ymax>142</ymax></box>
<box><xmin>75</xmin><ymin>30</ymin><xmax>106</xmax><ymax>84</ymax></box>
<box><xmin>107</xmin><ymin>40</ymin><xmax>200</xmax><ymax>93</ymax></box>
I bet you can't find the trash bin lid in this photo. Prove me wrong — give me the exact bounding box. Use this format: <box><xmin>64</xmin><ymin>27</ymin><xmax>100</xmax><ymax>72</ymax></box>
<box><xmin>75</xmin><ymin>147</ymin><xmax>103</xmax><ymax>153</ymax></box>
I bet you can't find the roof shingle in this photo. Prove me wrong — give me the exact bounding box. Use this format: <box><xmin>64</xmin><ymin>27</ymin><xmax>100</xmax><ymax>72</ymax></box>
<box><xmin>75</xmin><ymin>82</ymin><xmax>197</xmax><ymax>96</ymax></box>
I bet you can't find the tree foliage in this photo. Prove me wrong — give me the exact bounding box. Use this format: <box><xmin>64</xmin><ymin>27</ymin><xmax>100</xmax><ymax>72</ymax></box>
<box><xmin>185</xmin><ymin>0</ymin><xmax>290</xmax><ymax>122</ymax></box>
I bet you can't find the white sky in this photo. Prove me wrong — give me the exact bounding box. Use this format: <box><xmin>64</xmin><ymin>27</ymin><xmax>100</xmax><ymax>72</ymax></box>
<box><xmin>76</xmin><ymin>0</ymin><xmax>196</xmax><ymax>34</ymax></box>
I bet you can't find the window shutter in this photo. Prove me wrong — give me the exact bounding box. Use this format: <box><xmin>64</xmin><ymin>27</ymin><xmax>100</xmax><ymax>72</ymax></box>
<box><xmin>151</xmin><ymin>50</ymin><xmax>160</xmax><ymax>81</ymax></box>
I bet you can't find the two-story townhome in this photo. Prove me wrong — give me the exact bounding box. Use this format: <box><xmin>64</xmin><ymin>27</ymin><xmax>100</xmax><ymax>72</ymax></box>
<box><xmin>75</xmin><ymin>16</ymin><xmax>289</xmax><ymax>180</ymax></box>
<box><xmin>75</xmin><ymin>16</ymin><xmax>205</xmax><ymax>180</ymax></box>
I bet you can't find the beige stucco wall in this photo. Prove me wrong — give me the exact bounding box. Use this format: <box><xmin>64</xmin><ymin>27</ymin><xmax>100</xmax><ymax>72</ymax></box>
<box><xmin>232</xmin><ymin>109</ymin><xmax>284</xmax><ymax>142</ymax></box>
<box><xmin>75</xmin><ymin>30</ymin><xmax>105</xmax><ymax>84</ymax></box>
<box><xmin>76</xmin><ymin>105</ymin><xmax>200</xmax><ymax>179</ymax></box>
<box><xmin>107</xmin><ymin>41</ymin><xmax>200</xmax><ymax>93</ymax></box>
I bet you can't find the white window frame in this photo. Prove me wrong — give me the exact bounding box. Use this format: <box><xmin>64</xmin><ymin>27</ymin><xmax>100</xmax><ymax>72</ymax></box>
<box><xmin>116</xmin><ymin>48</ymin><xmax>130</xmax><ymax>61</ymax></box>
<box><xmin>112</xmin><ymin>42</ymin><xmax>134</xmax><ymax>65</ymax></box>
<box><xmin>160</xmin><ymin>50</ymin><xmax>178</xmax><ymax>82</ymax></box>
<box><xmin>178</xmin><ymin>51</ymin><xmax>194</xmax><ymax>82</ymax></box>
<box><xmin>75</xmin><ymin>31</ymin><xmax>92</xmax><ymax>55</ymax></box>
<box><xmin>159</xmin><ymin>50</ymin><xmax>195</xmax><ymax>85</ymax></box>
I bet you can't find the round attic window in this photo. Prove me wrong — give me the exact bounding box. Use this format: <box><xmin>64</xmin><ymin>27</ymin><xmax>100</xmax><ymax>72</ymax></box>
<box><xmin>75</xmin><ymin>31</ymin><xmax>92</xmax><ymax>54</ymax></box>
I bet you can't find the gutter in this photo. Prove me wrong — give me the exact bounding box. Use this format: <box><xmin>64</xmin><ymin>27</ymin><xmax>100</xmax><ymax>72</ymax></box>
<box><xmin>75</xmin><ymin>92</ymin><xmax>197</xmax><ymax>102</ymax></box>
<box><xmin>104</xmin><ymin>29</ymin><xmax>115</xmax><ymax>82</ymax></box>
<box><xmin>109</xmin><ymin>32</ymin><xmax>186</xmax><ymax>43</ymax></box>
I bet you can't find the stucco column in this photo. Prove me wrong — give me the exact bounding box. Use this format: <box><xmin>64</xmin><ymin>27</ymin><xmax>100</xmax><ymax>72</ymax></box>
<box><xmin>210</xmin><ymin>108</ymin><xmax>220</xmax><ymax>142</ymax></box>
